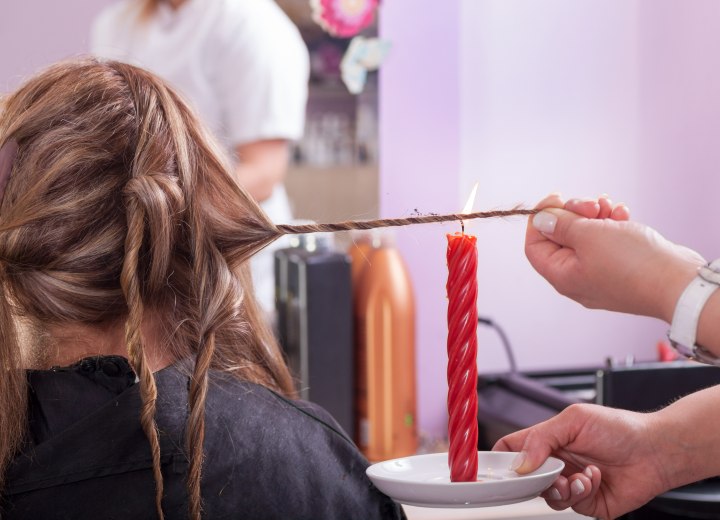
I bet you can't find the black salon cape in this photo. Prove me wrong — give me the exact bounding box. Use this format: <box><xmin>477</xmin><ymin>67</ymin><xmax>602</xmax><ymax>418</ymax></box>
<box><xmin>2</xmin><ymin>356</ymin><xmax>405</xmax><ymax>520</ymax></box>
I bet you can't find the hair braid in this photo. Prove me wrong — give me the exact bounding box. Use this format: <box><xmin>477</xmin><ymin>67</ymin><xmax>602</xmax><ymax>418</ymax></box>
<box><xmin>186</xmin><ymin>331</ymin><xmax>215</xmax><ymax>520</ymax></box>
<box><xmin>121</xmin><ymin>195</ymin><xmax>165</xmax><ymax>520</ymax></box>
<box><xmin>182</xmin><ymin>212</ymin><xmax>218</xmax><ymax>519</ymax></box>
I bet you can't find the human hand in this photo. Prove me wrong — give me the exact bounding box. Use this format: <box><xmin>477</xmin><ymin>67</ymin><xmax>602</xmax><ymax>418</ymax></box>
<box><xmin>493</xmin><ymin>404</ymin><xmax>670</xmax><ymax>519</ymax></box>
<box><xmin>526</xmin><ymin>194</ymin><xmax>705</xmax><ymax>321</ymax></box>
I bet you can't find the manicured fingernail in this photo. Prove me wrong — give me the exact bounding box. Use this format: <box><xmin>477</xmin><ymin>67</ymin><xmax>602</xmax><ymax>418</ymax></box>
<box><xmin>549</xmin><ymin>487</ymin><xmax>562</xmax><ymax>501</ymax></box>
<box><xmin>510</xmin><ymin>451</ymin><xmax>526</xmax><ymax>471</ymax></box>
<box><xmin>532</xmin><ymin>211</ymin><xmax>557</xmax><ymax>234</ymax></box>
<box><xmin>584</xmin><ymin>467</ymin><xmax>592</xmax><ymax>478</ymax></box>
<box><xmin>571</xmin><ymin>479</ymin><xmax>585</xmax><ymax>495</ymax></box>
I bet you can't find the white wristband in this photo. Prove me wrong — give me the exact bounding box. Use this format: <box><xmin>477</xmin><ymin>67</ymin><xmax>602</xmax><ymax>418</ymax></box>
<box><xmin>668</xmin><ymin>259</ymin><xmax>720</xmax><ymax>365</ymax></box>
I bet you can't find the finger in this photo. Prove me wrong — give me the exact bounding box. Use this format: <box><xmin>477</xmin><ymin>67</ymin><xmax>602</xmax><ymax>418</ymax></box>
<box><xmin>585</xmin><ymin>465</ymin><xmax>601</xmax><ymax>493</ymax></box>
<box><xmin>598</xmin><ymin>196</ymin><xmax>613</xmax><ymax>219</ymax></box>
<box><xmin>542</xmin><ymin>475</ymin><xmax>569</xmax><ymax>502</ymax></box>
<box><xmin>528</xmin><ymin>207</ymin><xmax>585</xmax><ymax>248</ymax></box>
<box><xmin>525</xmin><ymin>194</ymin><xmax>567</xmax><ymax>274</ymax></box>
<box><xmin>508</xmin><ymin>433</ymin><xmax>554</xmax><ymax>474</ymax></box>
<box><xmin>535</xmin><ymin>193</ymin><xmax>565</xmax><ymax>210</ymax></box>
<box><xmin>564</xmin><ymin>198</ymin><xmax>600</xmax><ymax>218</ymax></box>
<box><xmin>512</xmin><ymin>405</ymin><xmax>590</xmax><ymax>474</ymax></box>
<box><xmin>568</xmin><ymin>466</ymin><xmax>603</xmax><ymax>517</ymax></box>
<box><xmin>492</xmin><ymin>427</ymin><xmax>530</xmax><ymax>453</ymax></box>
<box><xmin>568</xmin><ymin>472</ymin><xmax>592</xmax><ymax>503</ymax></box>
<box><xmin>546</xmin><ymin>471</ymin><xmax>594</xmax><ymax>512</ymax></box>
<box><xmin>611</xmin><ymin>203</ymin><xmax>630</xmax><ymax>221</ymax></box>
<box><xmin>526</xmin><ymin>193</ymin><xmax>565</xmax><ymax>246</ymax></box>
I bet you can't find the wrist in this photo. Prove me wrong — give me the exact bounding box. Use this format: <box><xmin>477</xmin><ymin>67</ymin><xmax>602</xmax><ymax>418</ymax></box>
<box><xmin>648</xmin><ymin>408</ymin><xmax>693</xmax><ymax>491</ymax></box>
<box><xmin>651</xmin><ymin>386</ymin><xmax>720</xmax><ymax>489</ymax></box>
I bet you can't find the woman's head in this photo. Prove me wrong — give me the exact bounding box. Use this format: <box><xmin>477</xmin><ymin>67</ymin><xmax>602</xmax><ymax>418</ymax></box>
<box><xmin>0</xmin><ymin>58</ymin><xmax>293</xmax><ymax>518</ymax></box>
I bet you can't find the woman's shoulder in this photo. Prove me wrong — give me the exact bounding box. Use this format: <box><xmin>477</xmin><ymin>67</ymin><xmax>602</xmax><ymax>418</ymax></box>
<box><xmin>155</xmin><ymin>365</ymin><xmax>354</xmax><ymax>450</ymax></box>
<box><xmin>190</xmin><ymin>371</ymin><xmax>405</xmax><ymax>519</ymax></box>
<box><xmin>205</xmin><ymin>371</ymin><xmax>351</xmax><ymax>443</ymax></box>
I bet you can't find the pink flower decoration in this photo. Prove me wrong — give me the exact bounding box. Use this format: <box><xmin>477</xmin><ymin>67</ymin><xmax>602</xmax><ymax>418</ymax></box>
<box><xmin>311</xmin><ymin>0</ymin><xmax>379</xmax><ymax>38</ymax></box>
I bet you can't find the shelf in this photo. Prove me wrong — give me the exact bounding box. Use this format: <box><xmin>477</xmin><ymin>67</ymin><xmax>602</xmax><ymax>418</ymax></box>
<box><xmin>285</xmin><ymin>164</ymin><xmax>378</xmax><ymax>224</ymax></box>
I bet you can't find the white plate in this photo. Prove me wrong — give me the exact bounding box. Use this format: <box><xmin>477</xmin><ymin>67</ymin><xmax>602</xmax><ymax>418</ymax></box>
<box><xmin>366</xmin><ymin>451</ymin><xmax>564</xmax><ymax>508</ymax></box>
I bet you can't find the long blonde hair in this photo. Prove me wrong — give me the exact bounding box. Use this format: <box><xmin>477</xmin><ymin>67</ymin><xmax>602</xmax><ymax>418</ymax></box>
<box><xmin>0</xmin><ymin>58</ymin><xmax>294</xmax><ymax>519</ymax></box>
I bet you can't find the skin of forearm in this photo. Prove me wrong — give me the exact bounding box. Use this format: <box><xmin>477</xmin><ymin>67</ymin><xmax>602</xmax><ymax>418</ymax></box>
<box><xmin>233</xmin><ymin>161</ymin><xmax>279</xmax><ymax>202</ymax></box>
<box><xmin>650</xmin><ymin>384</ymin><xmax>720</xmax><ymax>490</ymax></box>
<box><xmin>233</xmin><ymin>139</ymin><xmax>290</xmax><ymax>203</ymax></box>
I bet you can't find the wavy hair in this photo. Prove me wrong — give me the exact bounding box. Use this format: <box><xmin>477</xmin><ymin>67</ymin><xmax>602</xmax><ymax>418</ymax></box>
<box><xmin>0</xmin><ymin>58</ymin><xmax>294</xmax><ymax>519</ymax></box>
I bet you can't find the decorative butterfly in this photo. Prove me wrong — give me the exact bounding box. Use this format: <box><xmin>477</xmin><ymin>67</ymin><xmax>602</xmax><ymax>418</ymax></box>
<box><xmin>340</xmin><ymin>36</ymin><xmax>391</xmax><ymax>94</ymax></box>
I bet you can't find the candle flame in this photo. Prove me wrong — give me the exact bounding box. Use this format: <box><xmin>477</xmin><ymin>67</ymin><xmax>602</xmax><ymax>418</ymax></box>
<box><xmin>462</xmin><ymin>183</ymin><xmax>479</xmax><ymax>214</ymax></box>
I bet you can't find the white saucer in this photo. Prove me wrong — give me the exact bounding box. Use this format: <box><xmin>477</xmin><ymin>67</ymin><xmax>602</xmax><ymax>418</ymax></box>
<box><xmin>366</xmin><ymin>451</ymin><xmax>564</xmax><ymax>508</ymax></box>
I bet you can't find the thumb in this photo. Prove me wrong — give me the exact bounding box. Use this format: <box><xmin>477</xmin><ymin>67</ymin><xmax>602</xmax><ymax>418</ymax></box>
<box><xmin>510</xmin><ymin>408</ymin><xmax>582</xmax><ymax>474</ymax></box>
<box><xmin>531</xmin><ymin>208</ymin><xmax>585</xmax><ymax>248</ymax></box>
<box><xmin>510</xmin><ymin>429</ymin><xmax>555</xmax><ymax>474</ymax></box>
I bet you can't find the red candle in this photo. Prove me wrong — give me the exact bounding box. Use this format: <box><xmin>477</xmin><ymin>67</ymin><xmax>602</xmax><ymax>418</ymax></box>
<box><xmin>446</xmin><ymin>231</ymin><xmax>479</xmax><ymax>482</ymax></box>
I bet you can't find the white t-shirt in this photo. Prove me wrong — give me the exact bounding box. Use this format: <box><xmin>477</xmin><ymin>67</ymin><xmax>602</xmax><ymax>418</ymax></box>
<box><xmin>91</xmin><ymin>0</ymin><xmax>309</xmax><ymax>314</ymax></box>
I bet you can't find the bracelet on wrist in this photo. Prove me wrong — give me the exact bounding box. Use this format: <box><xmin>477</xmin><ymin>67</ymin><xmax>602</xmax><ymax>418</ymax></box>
<box><xmin>668</xmin><ymin>259</ymin><xmax>720</xmax><ymax>366</ymax></box>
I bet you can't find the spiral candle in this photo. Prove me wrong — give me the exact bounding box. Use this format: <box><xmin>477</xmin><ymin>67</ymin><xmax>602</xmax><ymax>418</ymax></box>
<box><xmin>446</xmin><ymin>231</ymin><xmax>479</xmax><ymax>482</ymax></box>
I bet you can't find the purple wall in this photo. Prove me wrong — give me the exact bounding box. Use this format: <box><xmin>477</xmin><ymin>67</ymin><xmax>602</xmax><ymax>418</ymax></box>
<box><xmin>637</xmin><ymin>0</ymin><xmax>720</xmax><ymax>251</ymax></box>
<box><xmin>1</xmin><ymin>1</ymin><xmax>115</xmax><ymax>93</ymax></box>
<box><xmin>379</xmin><ymin>1</ymin><xmax>461</xmax><ymax>438</ymax></box>
<box><xmin>381</xmin><ymin>0</ymin><xmax>720</xmax><ymax>439</ymax></box>
<box><xmin>458</xmin><ymin>0</ymin><xmax>650</xmax><ymax>378</ymax></box>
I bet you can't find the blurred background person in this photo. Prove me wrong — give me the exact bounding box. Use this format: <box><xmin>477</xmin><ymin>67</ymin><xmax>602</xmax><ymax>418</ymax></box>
<box><xmin>91</xmin><ymin>0</ymin><xmax>310</xmax><ymax>318</ymax></box>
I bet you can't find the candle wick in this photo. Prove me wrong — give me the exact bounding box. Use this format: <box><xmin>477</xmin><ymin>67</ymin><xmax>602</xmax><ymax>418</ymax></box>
<box><xmin>461</xmin><ymin>219</ymin><xmax>465</xmax><ymax>233</ymax></box>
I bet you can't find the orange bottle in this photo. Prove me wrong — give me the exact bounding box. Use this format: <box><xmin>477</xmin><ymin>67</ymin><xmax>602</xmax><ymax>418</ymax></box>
<box><xmin>347</xmin><ymin>233</ymin><xmax>374</xmax><ymax>287</ymax></box>
<box><xmin>353</xmin><ymin>234</ymin><xmax>417</xmax><ymax>461</ymax></box>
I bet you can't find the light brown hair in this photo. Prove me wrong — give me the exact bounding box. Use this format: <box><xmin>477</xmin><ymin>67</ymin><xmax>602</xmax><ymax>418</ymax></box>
<box><xmin>0</xmin><ymin>58</ymin><xmax>294</xmax><ymax>519</ymax></box>
<box><xmin>138</xmin><ymin>0</ymin><xmax>171</xmax><ymax>20</ymax></box>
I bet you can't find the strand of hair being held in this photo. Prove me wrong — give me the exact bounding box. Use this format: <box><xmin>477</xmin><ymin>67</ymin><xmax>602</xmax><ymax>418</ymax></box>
<box><xmin>274</xmin><ymin>207</ymin><xmax>537</xmax><ymax>235</ymax></box>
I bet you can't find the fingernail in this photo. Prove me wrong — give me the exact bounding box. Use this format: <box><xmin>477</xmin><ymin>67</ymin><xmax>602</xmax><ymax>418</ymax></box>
<box><xmin>549</xmin><ymin>487</ymin><xmax>562</xmax><ymax>501</ymax></box>
<box><xmin>571</xmin><ymin>479</ymin><xmax>585</xmax><ymax>495</ymax></box>
<box><xmin>532</xmin><ymin>211</ymin><xmax>557</xmax><ymax>234</ymax></box>
<box><xmin>510</xmin><ymin>451</ymin><xmax>526</xmax><ymax>471</ymax></box>
<box><xmin>584</xmin><ymin>467</ymin><xmax>592</xmax><ymax>478</ymax></box>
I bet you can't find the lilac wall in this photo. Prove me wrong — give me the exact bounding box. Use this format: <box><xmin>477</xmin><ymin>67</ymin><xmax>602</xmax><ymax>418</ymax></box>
<box><xmin>379</xmin><ymin>1</ymin><xmax>461</xmax><ymax>438</ymax></box>
<box><xmin>637</xmin><ymin>0</ymin><xmax>720</xmax><ymax>252</ymax></box>
<box><xmin>382</xmin><ymin>1</ymin><xmax>720</xmax><ymax>439</ymax></box>
<box><xmin>458</xmin><ymin>0</ymin><xmax>651</xmax><ymax>379</ymax></box>
<box><xmin>1</xmin><ymin>1</ymin><xmax>114</xmax><ymax>92</ymax></box>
